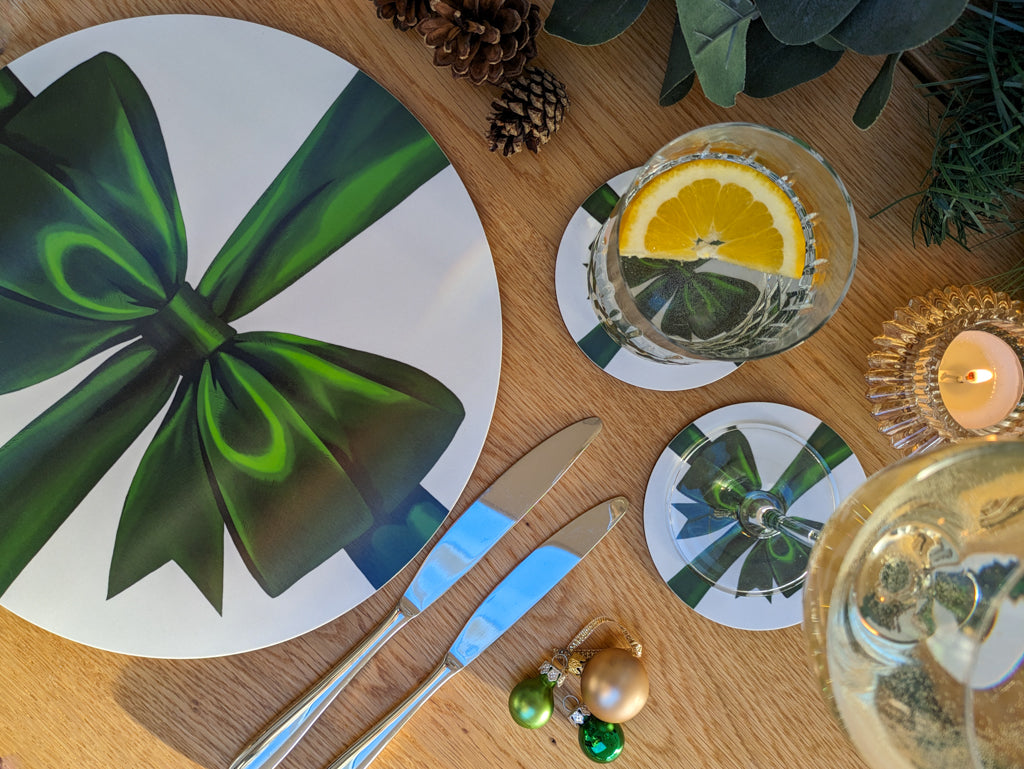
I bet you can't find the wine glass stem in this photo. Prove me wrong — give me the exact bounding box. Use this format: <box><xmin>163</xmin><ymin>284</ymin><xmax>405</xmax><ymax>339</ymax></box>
<box><xmin>765</xmin><ymin>510</ymin><xmax>820</xmax><ymax>548</ymax></box>
<box><xmin>739</xmin><ymin>497</ymin><xmax>819</xmax><ymax>548</ymax></box>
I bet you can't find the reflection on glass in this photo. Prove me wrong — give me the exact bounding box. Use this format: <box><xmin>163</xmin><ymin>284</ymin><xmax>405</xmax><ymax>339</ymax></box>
<box><xmin>804</xmin><ymin>437</ymin><xmax>1024</xmax><ymax>769</ymax></box>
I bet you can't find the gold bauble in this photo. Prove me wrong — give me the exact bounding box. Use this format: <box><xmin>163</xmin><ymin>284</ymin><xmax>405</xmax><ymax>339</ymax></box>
<box><xmin>580</xmin><ymin>647</ymin><xmax>649</xmax><ymax>723</ymax></box>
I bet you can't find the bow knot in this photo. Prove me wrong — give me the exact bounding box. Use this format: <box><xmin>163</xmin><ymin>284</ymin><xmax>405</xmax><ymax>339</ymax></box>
<box><xmin>140</xmin><ymin>283</ymin><xmax>237</xmax><ymax>364</ymax></box>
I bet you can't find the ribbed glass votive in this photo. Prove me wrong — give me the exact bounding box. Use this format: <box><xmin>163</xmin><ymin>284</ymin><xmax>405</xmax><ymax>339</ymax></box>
<box><xmin>866</xmin><ymin>285</ymin><xmax>1024</xmax><ymax>454</ymax></box>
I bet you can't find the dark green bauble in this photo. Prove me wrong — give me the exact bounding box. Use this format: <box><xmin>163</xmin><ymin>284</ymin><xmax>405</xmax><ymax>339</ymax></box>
<box><xmin>578</xmin><ymin>716</ymin><xmax>624</xmax><ymax>763</ymax></box>
<box><xmin>508</xmin><ymin>674</ymin><xmax>555</xmax><ymax>728</ymax></box>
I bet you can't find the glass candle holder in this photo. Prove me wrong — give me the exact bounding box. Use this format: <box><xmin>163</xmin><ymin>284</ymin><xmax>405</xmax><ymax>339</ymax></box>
<box><xmin>866</xmin><ymin>285</ymin><xmax>1024</xmax><ymax>454</ymax></box>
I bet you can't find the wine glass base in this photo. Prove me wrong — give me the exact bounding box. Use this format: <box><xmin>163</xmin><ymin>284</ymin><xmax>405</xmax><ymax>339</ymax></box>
<box><xmin>554</xmin><ymin>171</ymin><xmax>740</xmax><ymax>391</ymax></box>
<box><xmin>644</xmin><ymin>402</ymin><xmax>866</xmax><ymax>630</ymax></box>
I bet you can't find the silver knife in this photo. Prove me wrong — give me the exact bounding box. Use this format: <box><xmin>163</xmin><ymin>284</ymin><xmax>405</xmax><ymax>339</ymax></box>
<box><xmin>326</xmin><ymin>496</ymin><xmax>628</xmax><ymax>769</ymax></box>
<box><xmin>230</xmin><ymin>417</ymin><xmax>603</xmax><ymax>769</ymax></box>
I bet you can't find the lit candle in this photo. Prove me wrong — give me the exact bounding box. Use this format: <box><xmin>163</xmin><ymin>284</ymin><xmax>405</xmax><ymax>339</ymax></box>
<box><xmin>938</xmin><ymin>330</ymin><xmax>1024</xmax><ymax>430</ymax></box>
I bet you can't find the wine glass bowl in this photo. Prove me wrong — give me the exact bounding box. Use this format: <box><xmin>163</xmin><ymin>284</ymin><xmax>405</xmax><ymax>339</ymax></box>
<box><xmin>803</xmin><ymin>437</ymin><xmax>1024</xmax><ymax>769</ymax></box>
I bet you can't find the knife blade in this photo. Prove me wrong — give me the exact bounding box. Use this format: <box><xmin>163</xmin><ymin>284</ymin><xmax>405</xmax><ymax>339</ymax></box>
<box><xmin>230</xmin><ymin>417</ymin><xmax>603</xmax><ymax>769</ymax></box>
<box><xmin>326</xmin><ymin>496</ymin><xmax>628</xmax><ymax>769</ymax></box>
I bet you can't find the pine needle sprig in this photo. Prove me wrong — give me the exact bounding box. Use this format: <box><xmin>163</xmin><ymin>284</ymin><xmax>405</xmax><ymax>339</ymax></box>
<box><xmin>911</xmin><ymin>1</ymin><xmax>1024</xmax><ymax>250</ymax></box>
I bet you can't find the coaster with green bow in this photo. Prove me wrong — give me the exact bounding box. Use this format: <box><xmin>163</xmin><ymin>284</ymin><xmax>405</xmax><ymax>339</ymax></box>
<box><xmin>644</xmin><ymin>402</ymin><xmax>867</xmax><ymax>630</ymax></box>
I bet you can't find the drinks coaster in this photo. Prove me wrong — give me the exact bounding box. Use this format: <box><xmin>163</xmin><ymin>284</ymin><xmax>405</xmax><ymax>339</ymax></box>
<box><xmin>644</xmin><ymin>402</ymin><xmax>866</xmax><ymax>630</ymax></box>
<box><xmin>554</xmin><ymin>172</ymin><xmax>739</xmax><ymax>391</ymax></box>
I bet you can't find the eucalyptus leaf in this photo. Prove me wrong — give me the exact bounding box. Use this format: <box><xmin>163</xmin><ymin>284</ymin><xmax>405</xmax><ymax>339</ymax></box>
<box><xmin>853</xmin><ymin>52</ymin><xmax>901</xmax><ymax>129</ymax></box>
<box><xmin>831</xmin><ymin>0</ymin><xmax>968</xmax><ymax>55</ymax></box>
<box><xmin>544</xmin><ymin>0</ymin><xmax>649</xmax><ymax>45</ymax></box>
<box><xmin>744</xmin><ymin>17</ymin><xmax>844</xmax><ymax>98</ymax></box>
<box><xmin>674</xmin><ymin>0</ymin><xmax>757</xmax><ymax>107</ymax></box>
<box><xmin>660</xmin><ymin>19</ymin><xmax>696</xmax><ymax>106</ymax></box>
<box><xmin>813</xmin><ymin>34</ymin><xmax>847</xmax><ymax>51</ymax></box>
<box><xmin>756</xmin><ymin>0</ymin><xmax>860</xmax><ymax>46</ymax></box>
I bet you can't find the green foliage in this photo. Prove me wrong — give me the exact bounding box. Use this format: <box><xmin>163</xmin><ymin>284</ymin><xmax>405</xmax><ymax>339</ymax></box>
<box><xmin>906</xmin><ymin>2</ymin><xmax>1024</xmax><ymax>258</ymax></box>
<box><xmin>543</xmin><ymin>0</ymin><xmax>649</xmax><ymax>44</ymax></box>
<box><xmin>544</xmin><ymin>0</ymin><xmax>970</xmax><ymax>126</ymax></box>
<box><xmin>853</xmin><ymin>52</ymin><xmax>900</xmax><ymax>129</ymax></box>
<box><xmin>674</xmin><ymin>0</ymin><xmax>757</xmax><ymax>107</ymax></box>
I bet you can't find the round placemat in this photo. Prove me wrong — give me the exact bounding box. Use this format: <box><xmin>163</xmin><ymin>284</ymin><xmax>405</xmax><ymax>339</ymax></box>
<box><xmin>644</xmin><ymin>402</ymin><xmax>865</xmax><ymax>630</ymax></box>
<box><xmin>554</xmin><ymin>171</ymin><xmax>739</xmax><ymax>391</ymax></box>
<box><xmin>0</xmin><ymin>15</ymin><xmax>501</xmax><ymax>658</ymax></box>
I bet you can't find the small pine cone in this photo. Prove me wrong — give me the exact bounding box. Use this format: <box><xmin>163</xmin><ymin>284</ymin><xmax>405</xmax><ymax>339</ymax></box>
<box><xmin>417</xmin><ymin>0</ymin><xmax>541</xmax><ymax>86</ymax></box>
<box><xmin>486</xmin><ymin>67</ymin><xmax>569</xmax><ymax>156</ymax></box>
<box><xmin>372</xmin><ymin>0</ymin><xmax>432</xmax><ymax>30</ymax></box>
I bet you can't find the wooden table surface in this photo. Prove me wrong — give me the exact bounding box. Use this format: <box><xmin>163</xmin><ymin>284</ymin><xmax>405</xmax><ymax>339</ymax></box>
<box><xmin>1</xmin><ymin>2</ymin><xmax>1021</xmax><ymax>769</ymax></box>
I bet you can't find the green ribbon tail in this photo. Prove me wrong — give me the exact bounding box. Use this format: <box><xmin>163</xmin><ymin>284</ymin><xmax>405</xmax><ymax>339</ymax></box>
<box><xmin>667</xmin><ymin>525</ymin><xmax>754</xmax><ymax>607</ymax></box>
<box><xmin>0</xmin><ymin>343</ymin><xmax>176</xmax><ymax>596</ymax></box>
<box><xmin>109</xmin><ymin>377</ymin><xmax>226</xmax><ymax>612</ymax></box>
<box><xmin>199</xmin><ymin>71</ymin><xmax>450</xmax><ymax>321</ymax></box>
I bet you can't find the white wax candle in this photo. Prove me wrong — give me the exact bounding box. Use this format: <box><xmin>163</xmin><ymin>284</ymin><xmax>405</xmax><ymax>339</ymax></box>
<box><xmin>938</xmin><ymin>330</ymin><xmax>1024</xmax><ymax>430</ymax></box>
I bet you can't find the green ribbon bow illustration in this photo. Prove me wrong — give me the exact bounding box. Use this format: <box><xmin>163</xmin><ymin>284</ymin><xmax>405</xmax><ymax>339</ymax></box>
<box><xmin>0</xmin><ymin>53</ymin><xmax>466</xmax><ymax>612</ymax></box>
<box><xmin>666</xmin><ymin>422</ymin><xmax>852</xmax><ymax>606</ymax></box>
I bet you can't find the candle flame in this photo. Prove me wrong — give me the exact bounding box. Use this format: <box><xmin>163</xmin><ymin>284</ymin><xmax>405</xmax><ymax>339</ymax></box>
<box><xmin>965</xmin><ymin>369</ymin><xmax>994</xmax><ymax>384</ymax></box>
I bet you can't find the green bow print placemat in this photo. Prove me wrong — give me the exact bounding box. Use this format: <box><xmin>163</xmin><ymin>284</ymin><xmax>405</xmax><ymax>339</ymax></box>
<box><xmin>0</xmin><ymin>16</ymin><xmax>501</xmax><ymax>658</ymax></box>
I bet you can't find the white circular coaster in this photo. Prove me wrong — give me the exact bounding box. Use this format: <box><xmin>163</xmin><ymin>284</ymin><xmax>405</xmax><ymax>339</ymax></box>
<box><xmin>644</xmin><ymin>402</ymin><xmax>866</xmax><ymax>631</ymax></box>
<box><xmin>554</xmin><ymin>170</ymin><xmax>739</xmax><ymax>391</ymax></box>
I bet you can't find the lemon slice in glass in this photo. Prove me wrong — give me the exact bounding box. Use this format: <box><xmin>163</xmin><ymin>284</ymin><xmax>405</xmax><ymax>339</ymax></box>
<box><xmin>618</xmin><ymin>157</ymin><xmax>807</xmax><ymax>280</ymax></box>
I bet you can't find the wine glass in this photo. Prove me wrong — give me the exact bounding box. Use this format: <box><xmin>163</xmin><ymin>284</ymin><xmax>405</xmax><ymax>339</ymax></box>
<box><xmin>803</xmin><ymin>437</ymin><xmax>1024</xmax><ymax>769</ymax></box>
<box><xmin>587</xmin><ymin>123</ymin><xmax>857</xmax><ymax>365</ymax></box>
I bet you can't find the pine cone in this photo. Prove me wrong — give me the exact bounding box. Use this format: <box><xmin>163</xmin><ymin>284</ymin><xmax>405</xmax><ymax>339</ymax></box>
<box><xmin>486</xmin><ymin>68</ymin><xmax>569</xmax><ymax>156</ymax></box>
<box><xmin>372</xmin><ymin>0</ymin><xmax>433</xmax><ymax>30</ymax></box>
<box><xmin>417</xmin><ymin>0</ymin><xmax>541</xmax><ymax>86</ymax></box>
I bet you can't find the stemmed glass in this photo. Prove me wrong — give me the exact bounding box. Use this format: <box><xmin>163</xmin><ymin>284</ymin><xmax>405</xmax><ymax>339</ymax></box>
<box><xmin>659</xmin><ymin>417</ymin><xmax>852</xmax><ymax>608</ymax></box>
<box><xmin>665</xmin><ymin>428</ymin><xmax>1024</xmax><ymax>767</ymax></box>
<box><xmin>587</xmin><ymin>123</ymin><xmax>857</xmax><ymax>365</ymax></box>
<box><xmin>803</xmin><ymin>437</ymin><xmax>1024</xmax><ymax>769</ymax></box>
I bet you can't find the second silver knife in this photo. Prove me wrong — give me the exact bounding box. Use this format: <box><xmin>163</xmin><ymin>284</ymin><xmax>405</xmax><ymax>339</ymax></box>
<box><xmin>230</xmin><ymin>416</ymin><xmax>603</xmax><ymax>769</ymax></box>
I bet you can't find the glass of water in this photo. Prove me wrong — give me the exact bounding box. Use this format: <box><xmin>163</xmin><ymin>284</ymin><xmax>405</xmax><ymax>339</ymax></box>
<box><xmin>587</xmin><ymin>123</ymin><xmax>858</xmax><ymax>364</ymax></box>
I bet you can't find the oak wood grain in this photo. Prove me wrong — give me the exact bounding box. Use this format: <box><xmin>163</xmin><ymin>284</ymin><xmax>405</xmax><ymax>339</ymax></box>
<box><xmin>1</xmin><ymin>3</ymin><xmax>1021</xmax><ymax>769</ymax></box>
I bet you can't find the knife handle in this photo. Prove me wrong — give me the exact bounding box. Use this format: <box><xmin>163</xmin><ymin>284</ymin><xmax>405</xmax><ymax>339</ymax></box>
<box><xmin>230</xmin><ymin>597</ymin><xmax>418</xmax><ymax>769</ymax></box>
<box><xmin>325</xmin><ymin>653</ymin><xmax>465</xmax><ymax>769</ymax></box>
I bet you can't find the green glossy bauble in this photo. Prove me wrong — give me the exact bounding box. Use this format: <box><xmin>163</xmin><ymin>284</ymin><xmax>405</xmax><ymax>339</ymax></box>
<box><xmin>578</xmin><ymin>716</ymin><xmax>625</xmax><ymax>763</ymax></box>
<box><xmin>508</xmin><ymin>674</ymin><xmax>555</xmax><ymax>728</ymax></box>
